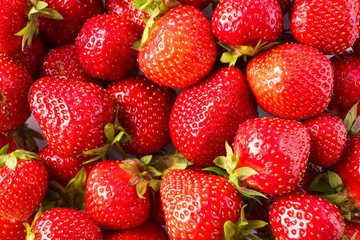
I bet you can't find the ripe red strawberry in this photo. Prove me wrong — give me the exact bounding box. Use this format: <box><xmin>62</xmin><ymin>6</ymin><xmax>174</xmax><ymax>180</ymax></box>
<box><xmin>103</xmin><ymin>220</ymin><xmax>169</xmax><ymax>240</ymax></box>
<box><xmin>291</xmin><ymin>0</ymin><xmax>360</xmax><ymax>55</ymax></box>
<box><xmin>0</xmin><ymin>54</ymin><xmax>33</xmax><ymax>134</ymax></box>
<box><xmin>211</xmin><ymin>0</ymin><xmax>283</xmax><ymax>48</ymax></box>
<box><xmin>138</xmin><ymin>5</ymin><xmax>217</xmax><ymax>88</ymax></box>
<box><xmin>107</xmin><ymin>76</ymin><xmax>176</xmax><ymax>155</ymax></box>
<box><xmin>0</xmin><ymin>134</ymin><xmax>18</xmax><ymax>152</ymax></box>
<box><xmin>37</xmin><ymin>0</ymin><xmax>104</xmax><ymax>47</ymax></box>
<box><xmin>302</xmin><ymin>113</ymin><xmax>347</xmax><ymax>167</ymax></box>
<box><xmin>0</xmin><ymin>215</ymin><xmax>31</xmax><ymax>240</ymax></box>
<box><xmin>28</xmin><ymin>77</ymin><xmax>115</xmax><ymax>155</ymax></box>
<box><xmin>327</xmin><ymin>51</ymin><xmax>360</xmax><ymax>119</ymax></box>
<box><xmin>75</xmin><ymin>14</ymin><xmax>141</xmax><ymax>81</ymax></box>
<box><xmin>31</xmin><ymin>208</ymin><xmax>102</xmax><ymax>239</ymax></box>
<box><xmin>40</xmin><ymin>44</ymin><xmax>101</xmax><ymax>84</ymax></box>
<box><xmin>85</xmin><ymin>160</ymin><xmax>151</xmax><ymax>230</ymax></box>
<box><xmin>170</xmin><ymin>67</ymin><xmax>258</xmax><ymax>166</ymax></box>
<box><xmin>160</xmin><ymin>169</ymin><xmax>243</xmax><ymax>240</ymax></box>
<box><xmin>345</xmin><ymin>219</ymin><xmax>360</xmax><ymax>240</ymax></box>
<box><xmin>269</xmin><ymin>192</ymin><xmax>345</xmax><ymax>239</ymax></box>
<box><xmin>177</xmin><ymin>0</ymin><xmax>211</xmax><ymax>10</ymax></box>
<box><xmin>246</xmin><ymin>43</ymin><xmax>334</xmax><ymax>120</ymax></box>
<box><xmin>233</xmin><ymin>117</ymin><xmax>311</xmax><ymax>195</ymax></box>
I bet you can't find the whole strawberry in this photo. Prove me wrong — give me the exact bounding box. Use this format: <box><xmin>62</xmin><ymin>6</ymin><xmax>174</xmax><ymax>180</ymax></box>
<box><xmin>291</xmin><ymin>0</ymin><xmax>360</xmax><ymax>55</ymax></box>
<box><xmin>75</xmin><ymin>14</ymin><xmax>141</xmax><ymax>81</ymax></box>
<box><xmin>138</xmin><ymin>5</ymin><xmax>217</xmax><ymax>88</ymax></box>
<box><xmin>344</xmin><ymin>219</ymin><xmax>360</xmax><ymax>240</ymax></box>
<box><xmin>107</xmin><ymin>76</ymin><xmax>176</xmax><ymax>155</ymax></box>
<box><xmin>0</xmin><ymin>215</ymin><xmax>31</xmax><ymax>240</ymax></box>
<box><xmin>233</xmin><ymin>117</ymin><xmax>310</xmax><ymax>195</ymax></box>
<box><xmin>85</xmin><ymin>160</ymin><xmax>151</xmax><ymax>230</ymax></box>
<box><xmin>270</xmin><ymin>193</ymin><xmax>345</xmax><ymax>239</ymax></box>
<box><xmin>246</xmin><ymin>43</ymin><xmax>334</xmax><ymax>120</ymax></box>
<box><xmin>28</xmin><ymin>77</ymin><xmax>115</xmax><ymax>155</ymax></box>
<box><xmin>31</xmin><ymin>208</ymin><xmax>102</xmax><ymax>239</ymax></box>
<box><xmin>161</xmin><ymin>169</ymin><xmax>243</xmax><ymax>240</ymax></box>
<box><xmin>0</xmin><ymin>54</ymin><xmax>33</xmax><ymax>134</ymax></box>
<box><xmin>170</xmin><ymin>67</ymin><xmax>258</xmax><ymax>166</ymax></box>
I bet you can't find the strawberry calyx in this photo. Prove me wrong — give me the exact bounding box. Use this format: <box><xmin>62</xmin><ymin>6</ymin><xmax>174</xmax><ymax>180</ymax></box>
<box><xmin>343</xmin><ymin>101</ymin><xmax>360</xmax><ymax>135</ymax></box>
<box><xmin>16</xmin><ymin>0</ymin><xmax>63</xmax><ymax>50</ymax></box>
<box><xmin>10</xmin><ymin>123</ymin><xmax>44</xmax><ymax>152</ymax></box>
<box><xmin>24</xmin><ymin>206</ymin><xmax>43</xmax><ymax>240</ymax></box>
<box><xmin>0</xmin><ymin>144</ymin><xmax>39</xmax><ymax>171</ymax></box>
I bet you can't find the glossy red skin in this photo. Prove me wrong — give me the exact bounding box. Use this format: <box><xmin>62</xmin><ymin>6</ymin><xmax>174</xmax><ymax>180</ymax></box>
<box><xmin>33</xmin><ymin>208</ymin><xmax>102</xmax><ymax>239</ymax></box>
<box><xmin>161</xmin><ymin>169</ymin><xmax>243</xmax><ymax>240</ymax></box>
<box><xmin>270</xmin><ymin>193</ymin><xmax>345</xmax><ymax>239</ymax></box>
<box><xmin>327</xmin><ymin>51</ymin><xmax>360</xmax><ymax>119</ymax></box>
<box><xmin>233</xmin><ymin>117</ymin><xmax>310</xmax><ymax>195</ymax></box>
<box><xmin>291</xmin><ymin>0</ymin><xmax>360</xmax><ymax>55</ymax></box>
<box><xmin>0</xmin><ymin>215</ymin><xmax>31</xmax><ymax>240</ymax></box>
<box><xmin>178</xmin><ymin>0</ymin><xmax>211</xmax><ymax>10</ymax></box>
<box><xmin>0</xmin><ymin>0</ymin><xmax>27</xmax><ymax>53</ymax></box>
<box><xmin>85</xmin><ymin>160</ymin><xmax>151</xmax><ymax>230</ymax></box>
<box><xmin>28</xmin><ymin>77</ymin><xmax>115</xmax><ymax>155</ymax></box>
<box><xmin>106</xmin><ymin>0</ymin><xmax>149</xmax><ymax>29</ymax></box>
<box><xmin>40</xmin><ymin>44</ymin><xmax>101</xmax><ymax>84</ymax></box>
<box><xmin>149</xmin><ymin>190</ymin><xmax>165</xmax><ymax>225</ymax></box>
<box><xmin>38</xmin><ymin>0</ymin><xmax>104</xmax><ymax>47</ymax></box>
<box><xmin>0</xmin><ymin>55</ymin><xmax>33</xmax><ymax>134</ymax></box>
<box><xmin>0</xmin><ymin>134</ymin><xmax>18</xmax><ymax>152</ymax></box>
<box><xmin>0</xmin><ymin>160</ymin><xmax>48</xmax><ymax>221</ymax></box>
<box><xmin>75</xmin><ymin>14</ymin><xmax>141</xmax><ymax>81</ymax></box>
<box><xmin>345</xmin><ymin>219</ymin><xmax>360</xmax><ymax>240</ymax></box>
<box><xmin>302</xmin><ymin>113</ymin><xmax>347</xmax><ymax>167</ymax></box>
<box><xmin>211</xmin><ymin>0</ymin><xmax>283</xmax><ymax>47</ymax></box>
<box><xmin>108</xmin><ymin>76</ymin><xmax>176</xmax><ymax>155</ymax></box>
<box><xmin>138</xmin><ymin>5</ymin><xmax>217</xmax><ymax>88</ymax></box>
<box><xmin>246</xmin><ymin>43</ymin><xmax>334</xmax><ymax>120</ymax></box>
<box><xmin>103</xmin><ymin>220</ymin><xmax>169</xmax><ymax>240</ymax></box>
<box><xmin>170</xmin><ymin>67</ymin><xmax>258</xmax><ymax>167</ymax></box>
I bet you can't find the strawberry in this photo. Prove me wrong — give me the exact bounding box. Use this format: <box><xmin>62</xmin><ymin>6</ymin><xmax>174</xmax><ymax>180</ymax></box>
<box><xmin>40</xmin><ymin>44</ymin><xmax>101</xmax><ymax>84</ymax></box>
<box><xmin>0</xmin><ymin>215</ymin><xmax>32</xmax><ymax>240</ymax></box>
<box><xmin>0</xmin><ymin>134</ymin><xmax>19</xmax><ymax>153</ymax></box>
<box><xmin>327</xmin><ymin>51</ymin><xmax>360</xmax><ymax>119</ymax></box>
<box><xmin>138</xmin><ymin>5</ymin><xmax>217</xmax><ymax>88</ymax></box>
<box><xmin>37</xmin><ymin>0</ymin><xmax>104</xmax><ymax>47</ymax></box>
<box><xmin>246</xmin><ymin>43</ymin><xmax>334</xmax><ymax>120</ymax></box>
<box><xmin>233</xmin><ymin>117</ymin><xmax>311</xmax><ymax>195</ymax></box>
<box><xmin>177</xmin><ymin>0</ymin><xmax>211</xmax><ymax>10</ymax></box>
<box><xmin>103</xmin><ymin>220</ymin><xmax>169</xmax><ymax>240</ymax></box>
<box><xmin>345</xmin><ymin>219</ymin><xmax>360</xmax><ymax>240</ymax></box>
<box><xmin>31</xmin><ymin>208</ymin><xmax>102</xmax><ymax>239</ymax></box>
<box><xmin>0</xmin><ymin>54</ymin><xmax>33</xmax><ymax>134</ymax></box>
<box><xmin>269</xmin><ymin>192</ymin><xmax>345</xmax><ymax>239</ymax></box>
<box><xmin>107</xmin><ymin>75</ymin><xmax>176</xmax><ymax>155</ymax></box>
<box><xmin>28</xmin><ymin>77</ymin><xmax>116</xmax><ymax>155</ymax></box>
<box><xmin>170</xmin><ymin>67</ymin><xmax>258</xmax><ymax>166</ymax></box>
<box><xmin>277</xmin><ymin>0</ymin><xmax>291</xmax><ymax>15</ymax></box>
<box><xmin>85</xmin><ymin>160</ymin><xmax>151</xmax><ymax>230</ymax></box>
<box><xmin>75</xmin><ymin>14</ymin><xmax>141</xmax><ymax>81</ymax></box>
<box><xmin>160</xmin><ymin>169</ymin><xmax>243</xmax><ymax>240</ymax></box>
<box><xmin>291</xmin><ymin>0</ymin><xmax>360</xmax><ymax>55</ymax></box>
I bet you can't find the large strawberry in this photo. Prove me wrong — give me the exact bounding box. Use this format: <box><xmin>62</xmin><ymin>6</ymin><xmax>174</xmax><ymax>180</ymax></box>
<box><xmin>233</xmin><ymin>117</ymin><xmax>311</xmax><ymax>195</ymax></box>
<box><xmin>246</xmin><ymin>43</ymin><xmax>334</xmax><ymax>120</ymax></box>
<box><xmin>107</xmin><ymin>75</ymin><xmax>177</xmax><ymax>155</ymax></box>
<box><xmin>270</xmin><ymin>192</ymin><xmax>345</xmax><ymax>239</ymax></box>
<box><xmin>138</xmin><ymin>5</ymin><xmax>217</xmax><ymax>88</ymax></box>
<box><xmin>0</xmin><ymin>54</ymin><xmax>33</xmax><ymax>134</ymax></box>
<box><xmin>28</xmin><ymin>77</ymin><xmax>115</xmax><ymax>155</ymax></box>
<box><xmin>291</xmin><ymin>0</ymin><xmax>360</xmax><ymax>55</ymax></box>
<box><xmin>160</xmin><ymin>169</ymin><xmax>243</xmax><ymax>240</ymax></box>
<box><xmin>75</xmin><ymin>14</ymin><xmax>141</xmax><ymax>81</ymax></box>
<box><xmin>170</xmin><ymin>67</ymin><xmax>258</xmax><ymax>166</ymax></box>
<box><xmin>85</xmin><ymin>160</ymin><xmax>151</xmax><ymax>230</ymax></box>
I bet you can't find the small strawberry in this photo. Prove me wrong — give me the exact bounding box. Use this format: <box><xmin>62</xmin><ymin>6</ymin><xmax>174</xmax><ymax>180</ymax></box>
<box><xmin>103</xmin><ymin>220</ymin><xmax>169</xmax><ymax>240</ymax></box>
<box><xmin>30</xmin><ymin>208</ymin><xmax>102</xmax><ymax>239</ymax></box>
<box><xmin>170</xmin><ymin>66</ymin><xmax>258</xmax><ymax>167</ymax></box>
<box><xmin>138</xmin><ymin>5</ymin><xmax>217</xmax><ymax>88</ymax></box>
<box><xmin>302</xmin><ymin>113</ymin><xmax>347</xmax><ymax>167</ymax></box>
<box><xmin>0</xmin><ymin>54</ymin><xmax>33</xmax><ymax>134</ymax></box>
<box><xmin>75</xmin><ymin>14</ymin><xmax>142</xmax><ymax>81</ymax></box>
<box><xmin>0</xmin><ymin>215</ymin><xmax>32</xmax><ymax>240</ymax></box>
<box><xmin>246</xmin><ymin>43</ymin><xmax>334</xmax><ymax>120</ymax></box>
<box><xmin>233</xmin><ymin>117</ymin><xmax>311</xmax><ymax>195</ymax></box>
<box><xmin>85</xmin><ymin>160</ymin><xmax>151</xmax><ymax>230</ymax></box>
<box><xmin>291</xmin><ymin>0</ymin><xmax>360</xmax><ymax>55</ymax></box>
<box><xmin>28</xmin><ymin>77</ymin><xmax>116</xmax><ymax>155</ymax></box>
<box><xmin>345</xmin><ymin>219</ymin><xmax>360</xmax><ymax>240</ymax></box>
<box><xmin>107</xmin><ymin>75</ymin><xmax>176</xmax><ymax>155</ymax></box>
<box><xmin>269</xmin><ymin>192</ymin><xmax>345</xmax><ymax>239</ymax></box>
<box><xmin>160</xmin><ymin>169</ymin><xmax>243</xmax><ymax>240</ymax></box>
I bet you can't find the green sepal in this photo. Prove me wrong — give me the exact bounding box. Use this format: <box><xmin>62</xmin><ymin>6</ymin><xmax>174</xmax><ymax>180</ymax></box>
<box><xmin>4</xmin><ymin>154</ymin><xmax>18</xmax><ymax>171</ymax></box>
<box><xmin>135</xmin><ymin>6</ymin><xmax>161</xmax><ymax>50</ymax></box>
<box><xmin>233</xmin><ymin>167</ymin><xmax>258</xmax><ymax>181</ymax></box>
<box><xmin>104</xmin><ymin>123</ymin><xmax>115</xmax><ymax>142</ymax></box>
<box><xmin>140</xmin><ymin>155</ymin><xmax>153</xmax><ymax>165</ymax></box>
<box><xmin>344</xmin><ymin>101</ymin><xmax>360</xmax><ymax>135</ymax></box>
<box><xmin>203</xmin><ymin>166</ymin><xmax>229</xmax><ymax>178</ymax></box>
<box><xmin>321</xmin><ymin>193</ymin><xmax>348</xmax><ymax>206</ymax></box>
<box><xmin>0</xmin><ymin>144</ymin><xmax>9</xmax><ymax>155</ymax></box>
<box><xmin>149</xmin><ymin>179</ymin><xmax>161</xmax><ymax>192</ymax></box>
<box><xmin>24</xmin><ymin>222</ymin><xmax>35</xmax><ymax>240</ymax></box>
<box><xmin>238</xmin><ymin>188</ymin><xmax>267</xmax><ymax>204</ymax></box>
<box><xmin>36</xmin><ymin>1</ymin><xmax>48</xmax><ymax>9</ymax></box>
<box><xmin>146</xmin><ymin>166</ymin><xmax>162</xmax><ymax>178</ymax></box>
<box><xmin>136</xmin><ymin>180</ymin><xmax>149</xmax><ymax>199</ymax></box>
<box><xmin>309</xmin><ymin>171</ymin><xmax>343</xmax><ymax>194</ymax></box>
